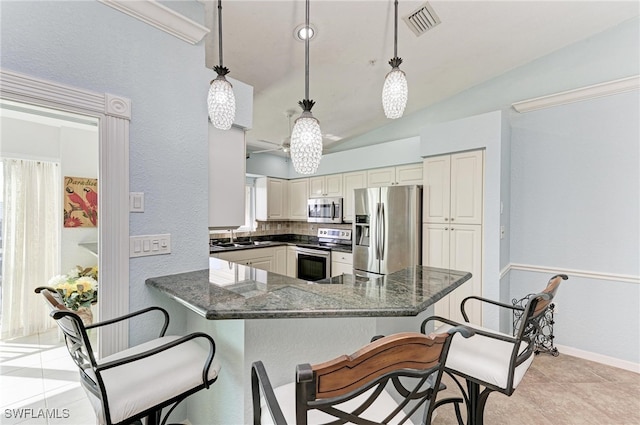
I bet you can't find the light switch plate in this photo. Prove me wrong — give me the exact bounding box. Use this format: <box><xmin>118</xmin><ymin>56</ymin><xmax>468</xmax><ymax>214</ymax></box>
<box><xmin>130</xmin><ymin>192</ymin><xmax>145</xmax><ymax>212</ymax></box>
<box><xmin>130</xmin><ymin>234</ymin><xmax>171</xmax><ymax>257</ymax></box>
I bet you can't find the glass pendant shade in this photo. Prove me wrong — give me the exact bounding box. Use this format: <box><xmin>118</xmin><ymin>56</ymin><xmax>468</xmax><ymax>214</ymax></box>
<box><xmin>207</xmin><ymin>75</ymin><xmax>236</xmax><ymax>130</ymax></box>
<box><xmin>382</xmin><ymin>67</ymin><xmax>408</xmax><ymax>119</ymax></box>
<box><xmin>290</xmin><ymin>110</ymin><xmax>323</xmax><ymax>175</ymax></box>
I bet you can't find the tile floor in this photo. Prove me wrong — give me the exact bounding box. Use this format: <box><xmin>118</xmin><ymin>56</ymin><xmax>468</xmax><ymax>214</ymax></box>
<box><xmin>432</xmin><ymin>352</ymin><xmax>640</xmax><ymax>425</ymax></box>
<box><xmin>1</xmin><ymin>330</ymin><xmax>638</xmax><ymax>425</ymax></box>
<box><xmin>0</xmin><ymin>329</ymin><xmax>96</xmax><ymax>425</ymax></box>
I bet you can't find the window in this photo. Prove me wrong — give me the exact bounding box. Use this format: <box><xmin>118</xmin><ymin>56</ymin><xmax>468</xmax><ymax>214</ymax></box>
<box><xmin>237</xmin><ymin>177</ymin><xmax>256</xmax><ymax>232</ymax></box>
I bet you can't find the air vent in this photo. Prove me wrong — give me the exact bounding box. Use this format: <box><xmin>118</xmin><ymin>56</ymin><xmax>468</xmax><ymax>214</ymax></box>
<box><xmin>403</xmin><ymin>2</ymin><xmax>441</xmax><ymax>37</ymax></box>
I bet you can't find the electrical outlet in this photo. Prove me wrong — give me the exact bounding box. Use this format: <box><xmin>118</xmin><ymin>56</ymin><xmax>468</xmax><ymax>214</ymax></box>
<box><xmin>130</xmin><ymin>234</ymin><xmax>171</xmax><ymax>257</ymax></box>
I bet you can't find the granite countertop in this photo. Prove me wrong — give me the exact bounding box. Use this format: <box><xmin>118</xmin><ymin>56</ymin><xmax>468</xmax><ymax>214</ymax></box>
<box><xmin>146</xmin><ymin>257</ymin><xmax>471</xmax><ymax>320</ymax></box>
<box><xmin>209</xmin><ymin>234</ymin><xmax>352</xmax><ymax>254</ymax></box>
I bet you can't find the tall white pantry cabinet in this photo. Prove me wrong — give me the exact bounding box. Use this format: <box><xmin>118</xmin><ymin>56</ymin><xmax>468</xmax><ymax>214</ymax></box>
<box><xmin>422</xmin><ymin>150</ymin><xmax>484</xmax><ymax>325</ymax></box>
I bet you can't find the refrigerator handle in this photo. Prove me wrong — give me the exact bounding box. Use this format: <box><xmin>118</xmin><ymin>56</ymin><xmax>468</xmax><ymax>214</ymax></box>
<box><xmin>376</xmin><ymin>202</ymin><xmax>381</xmax><ymax>260</ymax></box>
<box><xmin>380</xmin><ymin>203</ymin><xmax>385</xmax><ymax>261</ymax></box>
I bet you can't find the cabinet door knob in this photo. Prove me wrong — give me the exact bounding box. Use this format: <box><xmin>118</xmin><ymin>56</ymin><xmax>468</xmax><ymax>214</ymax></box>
<box><xmin>451</xmin><ymin>218</ymin><xmax>455</xmax><ymax>221</ymax></box>
<box><xmin>444</xmin><ymin>218</ymin><xmax>448</xmax><ymax>221</ymax></box>
<box><xmin>445</xmin><ymin>227</ymin><xmax>448</xmax><ymax>231</ymax></box>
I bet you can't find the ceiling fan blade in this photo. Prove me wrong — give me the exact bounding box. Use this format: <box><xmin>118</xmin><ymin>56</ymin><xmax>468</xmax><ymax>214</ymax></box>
<box><xmin>256</xmin><ymin>139</ymin><xmax>282</xmax><ymax>147</ymax></box>
<box><xmin>251</xmin><ymin>147</ymin><xmax>282</xmax><ymax>154</ymax></box>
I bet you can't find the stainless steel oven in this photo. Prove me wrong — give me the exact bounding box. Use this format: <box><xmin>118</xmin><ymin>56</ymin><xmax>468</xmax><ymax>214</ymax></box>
<box><xmin>295</xmin><ymin>246</ymin><xmax>331</xmax><ymax>281</ymax></box>
<box><xmin>307</xmin><ymin>197</ymin><xmax>343</xmax><ymax>223</ymax></box>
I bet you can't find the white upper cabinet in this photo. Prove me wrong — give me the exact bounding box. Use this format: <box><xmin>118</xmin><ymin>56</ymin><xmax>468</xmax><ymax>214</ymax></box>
<box><xmin>423</xmin><ymin>151</ymin><xmax>483</xmax><ymax>225</ymax></box>
<box><xmin>255</xmin><ymin>177</ymin><xmax>288</xmax><ymax>220</ymax></box>
<box><xmin>450</xmin><ymin>151</ymin><xmax>484</xmax><ymax>225</ymax></box>
<box><xmin>309</xmin><ymin>174</ymin><xmax>342</xmax><ymax>198</ymax></box>
<box><xmin>288</xmin><ymin>178</ymin><xmax>309</xmax><ymax>220</ymax></box>
<box><xmin>366</xmin><ymin>167</ymin><xmax>395</xmax><ymax>187</ymax></box>
<box><xmin>395</xmin><ymin>164</ymin><xmax>424</xmax><ymax>185</ymax></box>
<box><xmin>366</xmin><ymin>163</ymin><xmax>423</xmax><ymax>187</ymax></box>
<box><xmin>342</xmin><ymin>171</ymin><xmax>367</xmax><ymax>222</ymax></box>
<box><xmin>209</xmin><ymin>125</ymin><xmax>246</xmax><ymax>229</ymax></box>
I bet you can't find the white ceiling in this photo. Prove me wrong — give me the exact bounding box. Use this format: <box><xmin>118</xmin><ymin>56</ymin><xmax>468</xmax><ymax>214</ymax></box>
<box><xmin>205</xmin><ymin>1</ymin><xmax>638</xmax><ymax>155</ymax></box>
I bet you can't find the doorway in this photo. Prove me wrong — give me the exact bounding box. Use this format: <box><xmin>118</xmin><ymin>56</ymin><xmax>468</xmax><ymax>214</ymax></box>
<box><xmin>0</xmin><ymin>100</ymin><xmax>99</xmax><ymax>339</ymax></box>
<box><xmin>0</xmin><ymin>68</ymin><xmax>131</xmax><ymax>358</ymax></box>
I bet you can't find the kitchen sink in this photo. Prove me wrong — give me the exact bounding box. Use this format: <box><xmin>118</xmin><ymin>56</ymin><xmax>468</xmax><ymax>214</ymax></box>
<box><xmin>212</xmin><ymin>241</ymin><xmax>274</xmax><ymax>249</ymax></box>
<box><xmin>233</xmin><ymin>241</ymin><xmax>272</xmax><ymax>247</ymax></box>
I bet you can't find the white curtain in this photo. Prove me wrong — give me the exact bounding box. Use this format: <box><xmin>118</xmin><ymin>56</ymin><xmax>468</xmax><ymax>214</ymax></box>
<box><xmin>1</xmin><ymin>158</ymin><xmax>60</xmax><ymax>339</ymax></box>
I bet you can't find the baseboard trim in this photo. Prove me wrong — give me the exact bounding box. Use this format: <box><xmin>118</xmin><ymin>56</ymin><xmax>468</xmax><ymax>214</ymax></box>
<box><xmin>555</xmin><ymin>344</ymin><xmax>640</xmax><ymax>374</ymax></box>
<box><xmin>503</xmin><ymin>263</ymin><xmax>639</xmax><ymax>284</ymax></box>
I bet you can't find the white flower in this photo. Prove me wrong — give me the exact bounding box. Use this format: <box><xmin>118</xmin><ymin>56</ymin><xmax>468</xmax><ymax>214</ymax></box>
<box><xmin>67</xmin><ymin>268</ymin><xmax>80</xmax><ymax>279</ymax></box>
<box><xmin>75</xmin><ymin>276</ymin><xmax>97</xmax><ymax>292</ymax></box>
<box><xmin>48</xmin><ymin>275</ymin><xmax>69</xmax><ymax>287</ymax></box>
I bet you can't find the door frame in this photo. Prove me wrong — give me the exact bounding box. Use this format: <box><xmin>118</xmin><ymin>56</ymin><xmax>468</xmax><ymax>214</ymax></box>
<box><xmin>1</xmin><ymin>68</ymin><xmax>130</xmax><ymax>357</ymax></box>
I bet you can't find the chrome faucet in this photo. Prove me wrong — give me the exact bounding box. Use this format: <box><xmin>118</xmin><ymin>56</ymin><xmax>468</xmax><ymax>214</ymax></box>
<box><xmin>229</xmin><ymin>229</ymin><xmax>235</xmax><ymax>243</ymax></box>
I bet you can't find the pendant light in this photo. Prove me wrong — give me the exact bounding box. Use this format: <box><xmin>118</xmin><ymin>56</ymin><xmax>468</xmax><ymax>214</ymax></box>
<box><xmin>290</xmin><ymin>0</ymin><xmax>323</xmax><ymax>175</ymax></box>
<box><xmin>207</xmin><ymin>0</ymin><xmax>236</xmax><ymax>130</ymax></box>
<box><xmin>382</xmin><ymin>0</ymin><xmax>408</xmax><ymax>119</ymax></box>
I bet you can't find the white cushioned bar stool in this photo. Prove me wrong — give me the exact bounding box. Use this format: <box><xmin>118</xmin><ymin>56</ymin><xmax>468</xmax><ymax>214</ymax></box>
<box><xmin>421</xmin><ymin>274</ymin><xmax>567</xmax><ymax>425</ymax></box>
<box><xmin>35</xmin><ymin>286</ymin><xmax>221</xmax><ymax>425</ymax></box>
<box><xmin>251</xmin><ymin>327</ymin><xmax>474</xmax><ymax>425</ymax></box>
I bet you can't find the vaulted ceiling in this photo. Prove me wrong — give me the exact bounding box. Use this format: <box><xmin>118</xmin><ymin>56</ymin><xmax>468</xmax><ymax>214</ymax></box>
<box><xmin>201</xmin><ymin>1</ymin><xmax>638</xmax><ymax>155</ymax></box>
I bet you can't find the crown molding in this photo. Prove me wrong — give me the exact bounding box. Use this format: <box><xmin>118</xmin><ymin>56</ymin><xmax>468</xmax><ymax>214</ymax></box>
<box><xmin>98</xmin><ymin>0</ymin><xmax>209</xmax><ymax>45</ymax></box>
<box><xmin>512</xmin><ymin>75</ymin><xmax>640</xmax><ymax>113</ymax></box>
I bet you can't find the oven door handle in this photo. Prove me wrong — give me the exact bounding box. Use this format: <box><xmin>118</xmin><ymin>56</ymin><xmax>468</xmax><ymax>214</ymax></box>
<box><xmin>295</xmin><ymin>247</ymin><xmax>331</xmax><ymax>259</ymax></box>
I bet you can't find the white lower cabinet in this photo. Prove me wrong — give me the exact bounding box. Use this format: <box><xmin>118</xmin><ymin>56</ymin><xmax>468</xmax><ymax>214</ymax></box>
<box><xmin>214</xmin><ymin>248</ymin><xmax>275</xmax><ymax>271</ymax></box>
<box><xmin>213</xmin><ymin>246</ymin><xmax>354</xmax><ymax>279</ymax></box>
<box><xmin>423</xmin><ymin>223</ymin><xmax>482</xmax><ymax>325</ymax></box>
<box><xmin>286</xmin><ymin>246</ymin><xmax>297</xmax><ymax>277</ymax></box>
<box><xmin>273</xmin><ymin>246</ymin><xmax>287</xmax><ymax>275</ymax></box>
<box><xmin>331</xmin><ymin>251</ymin><xmax>353</xmax><ymax>277</ymax></box>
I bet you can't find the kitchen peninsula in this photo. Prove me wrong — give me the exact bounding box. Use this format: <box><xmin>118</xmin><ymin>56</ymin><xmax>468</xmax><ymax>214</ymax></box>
<box><xmin>147</xmin><ymin>257</ymin><xmax>471</xmax><ymax>425</ymax></box>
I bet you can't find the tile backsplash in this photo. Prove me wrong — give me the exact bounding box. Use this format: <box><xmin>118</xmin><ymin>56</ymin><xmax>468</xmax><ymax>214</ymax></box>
<box><xmin>210</xmin><ymin>221</ymin><xmax>352</xmax><ymax>240</ymax></box>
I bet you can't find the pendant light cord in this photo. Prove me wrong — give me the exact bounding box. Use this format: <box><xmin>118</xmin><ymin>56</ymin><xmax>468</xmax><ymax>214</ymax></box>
<box><xmin>393</xmin><ymin>0</ymin><xmax>398</xmax><ymax>58</ymax></box>
<box><xmin>305</xmin><ymin>0</ymin><xmax>310</xmax><ymax>100</ymax></box>
<box><xmin>218</xmin><ymin>0</ymin><xmax>224</xmax><ymax>68</ymax></box>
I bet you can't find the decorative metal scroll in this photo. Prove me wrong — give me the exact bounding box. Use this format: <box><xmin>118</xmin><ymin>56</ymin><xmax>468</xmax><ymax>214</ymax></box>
<box><xmin>512</xmin><ymin>294</ymin><xmax>559</xmax><ymax>356</ymax></box>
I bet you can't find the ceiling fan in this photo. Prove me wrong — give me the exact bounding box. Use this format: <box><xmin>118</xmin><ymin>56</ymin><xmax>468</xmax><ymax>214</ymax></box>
<box><xmin>246</xmin><ymin>110</ymin><xmax>294</xmax><ymax>159</ymax></box>
<box><xmin>250</xmin><ymin>138</ymin><xmax>291</xmax><ymax>155</ymax></box>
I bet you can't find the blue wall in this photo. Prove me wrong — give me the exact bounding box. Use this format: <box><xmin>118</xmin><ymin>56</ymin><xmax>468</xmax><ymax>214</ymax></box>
<box><xmin>1</xmin><ymin>1</ymin><xmax>212</xmax><ymax>344</ymax></box>
<box><xmin>509</xmin><ymin>90</ymin><xmax>639</xmax><ymax>363</ymax></box>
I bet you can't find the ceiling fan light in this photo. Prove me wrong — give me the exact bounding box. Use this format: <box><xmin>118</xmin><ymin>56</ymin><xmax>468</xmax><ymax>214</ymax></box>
<box><xmin>207</xmin><ymin>75</ymin><xmax>236</xmax><ymax>130</ymax></box>
<box><xmin>290</xmin><ymin>111</ymin><xmax>322</xmax><ymax>175</ymax></box>
<box><xmin>382</xmin><ymin>67</ymin><xmax>408</xmax><ymax>119</ymax></box>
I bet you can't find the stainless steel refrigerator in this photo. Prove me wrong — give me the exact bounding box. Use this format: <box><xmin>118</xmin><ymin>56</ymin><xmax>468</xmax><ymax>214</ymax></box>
<box><xmin>353</xmin><ymin>185</ymin><xmax>422</xmax><ymax>277</ymax></box>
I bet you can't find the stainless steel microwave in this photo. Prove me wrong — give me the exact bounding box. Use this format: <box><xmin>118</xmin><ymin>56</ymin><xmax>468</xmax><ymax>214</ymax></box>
<box><xmin>307</xmin><ymin>197</ymin><xmax>343</xmax><ymax>223</ymax></box>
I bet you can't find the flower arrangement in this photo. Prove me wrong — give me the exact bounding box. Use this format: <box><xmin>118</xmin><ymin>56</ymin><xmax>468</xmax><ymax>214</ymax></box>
<box><xmin>48</xmin><ymin>265</ymin><xmax>98</xmax><ymax>311</ymax></box>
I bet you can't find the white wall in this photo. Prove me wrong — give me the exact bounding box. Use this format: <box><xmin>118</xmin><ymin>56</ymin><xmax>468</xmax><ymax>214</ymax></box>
<box><xmin>59</xmin><ymin>126</ymin><xmax>99</xmax><ymax>273</ymax></box>
<box><xmin>0</xmin><ymin>114</ymin><xmax>99</xmax><ymax>275</ymax></box>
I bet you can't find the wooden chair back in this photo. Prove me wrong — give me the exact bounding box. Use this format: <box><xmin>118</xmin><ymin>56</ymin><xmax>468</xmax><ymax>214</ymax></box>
<box><xmin>295</xmin><ymin>331</ymin><xmax>454</xmax><ymax>425</ymax></box>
